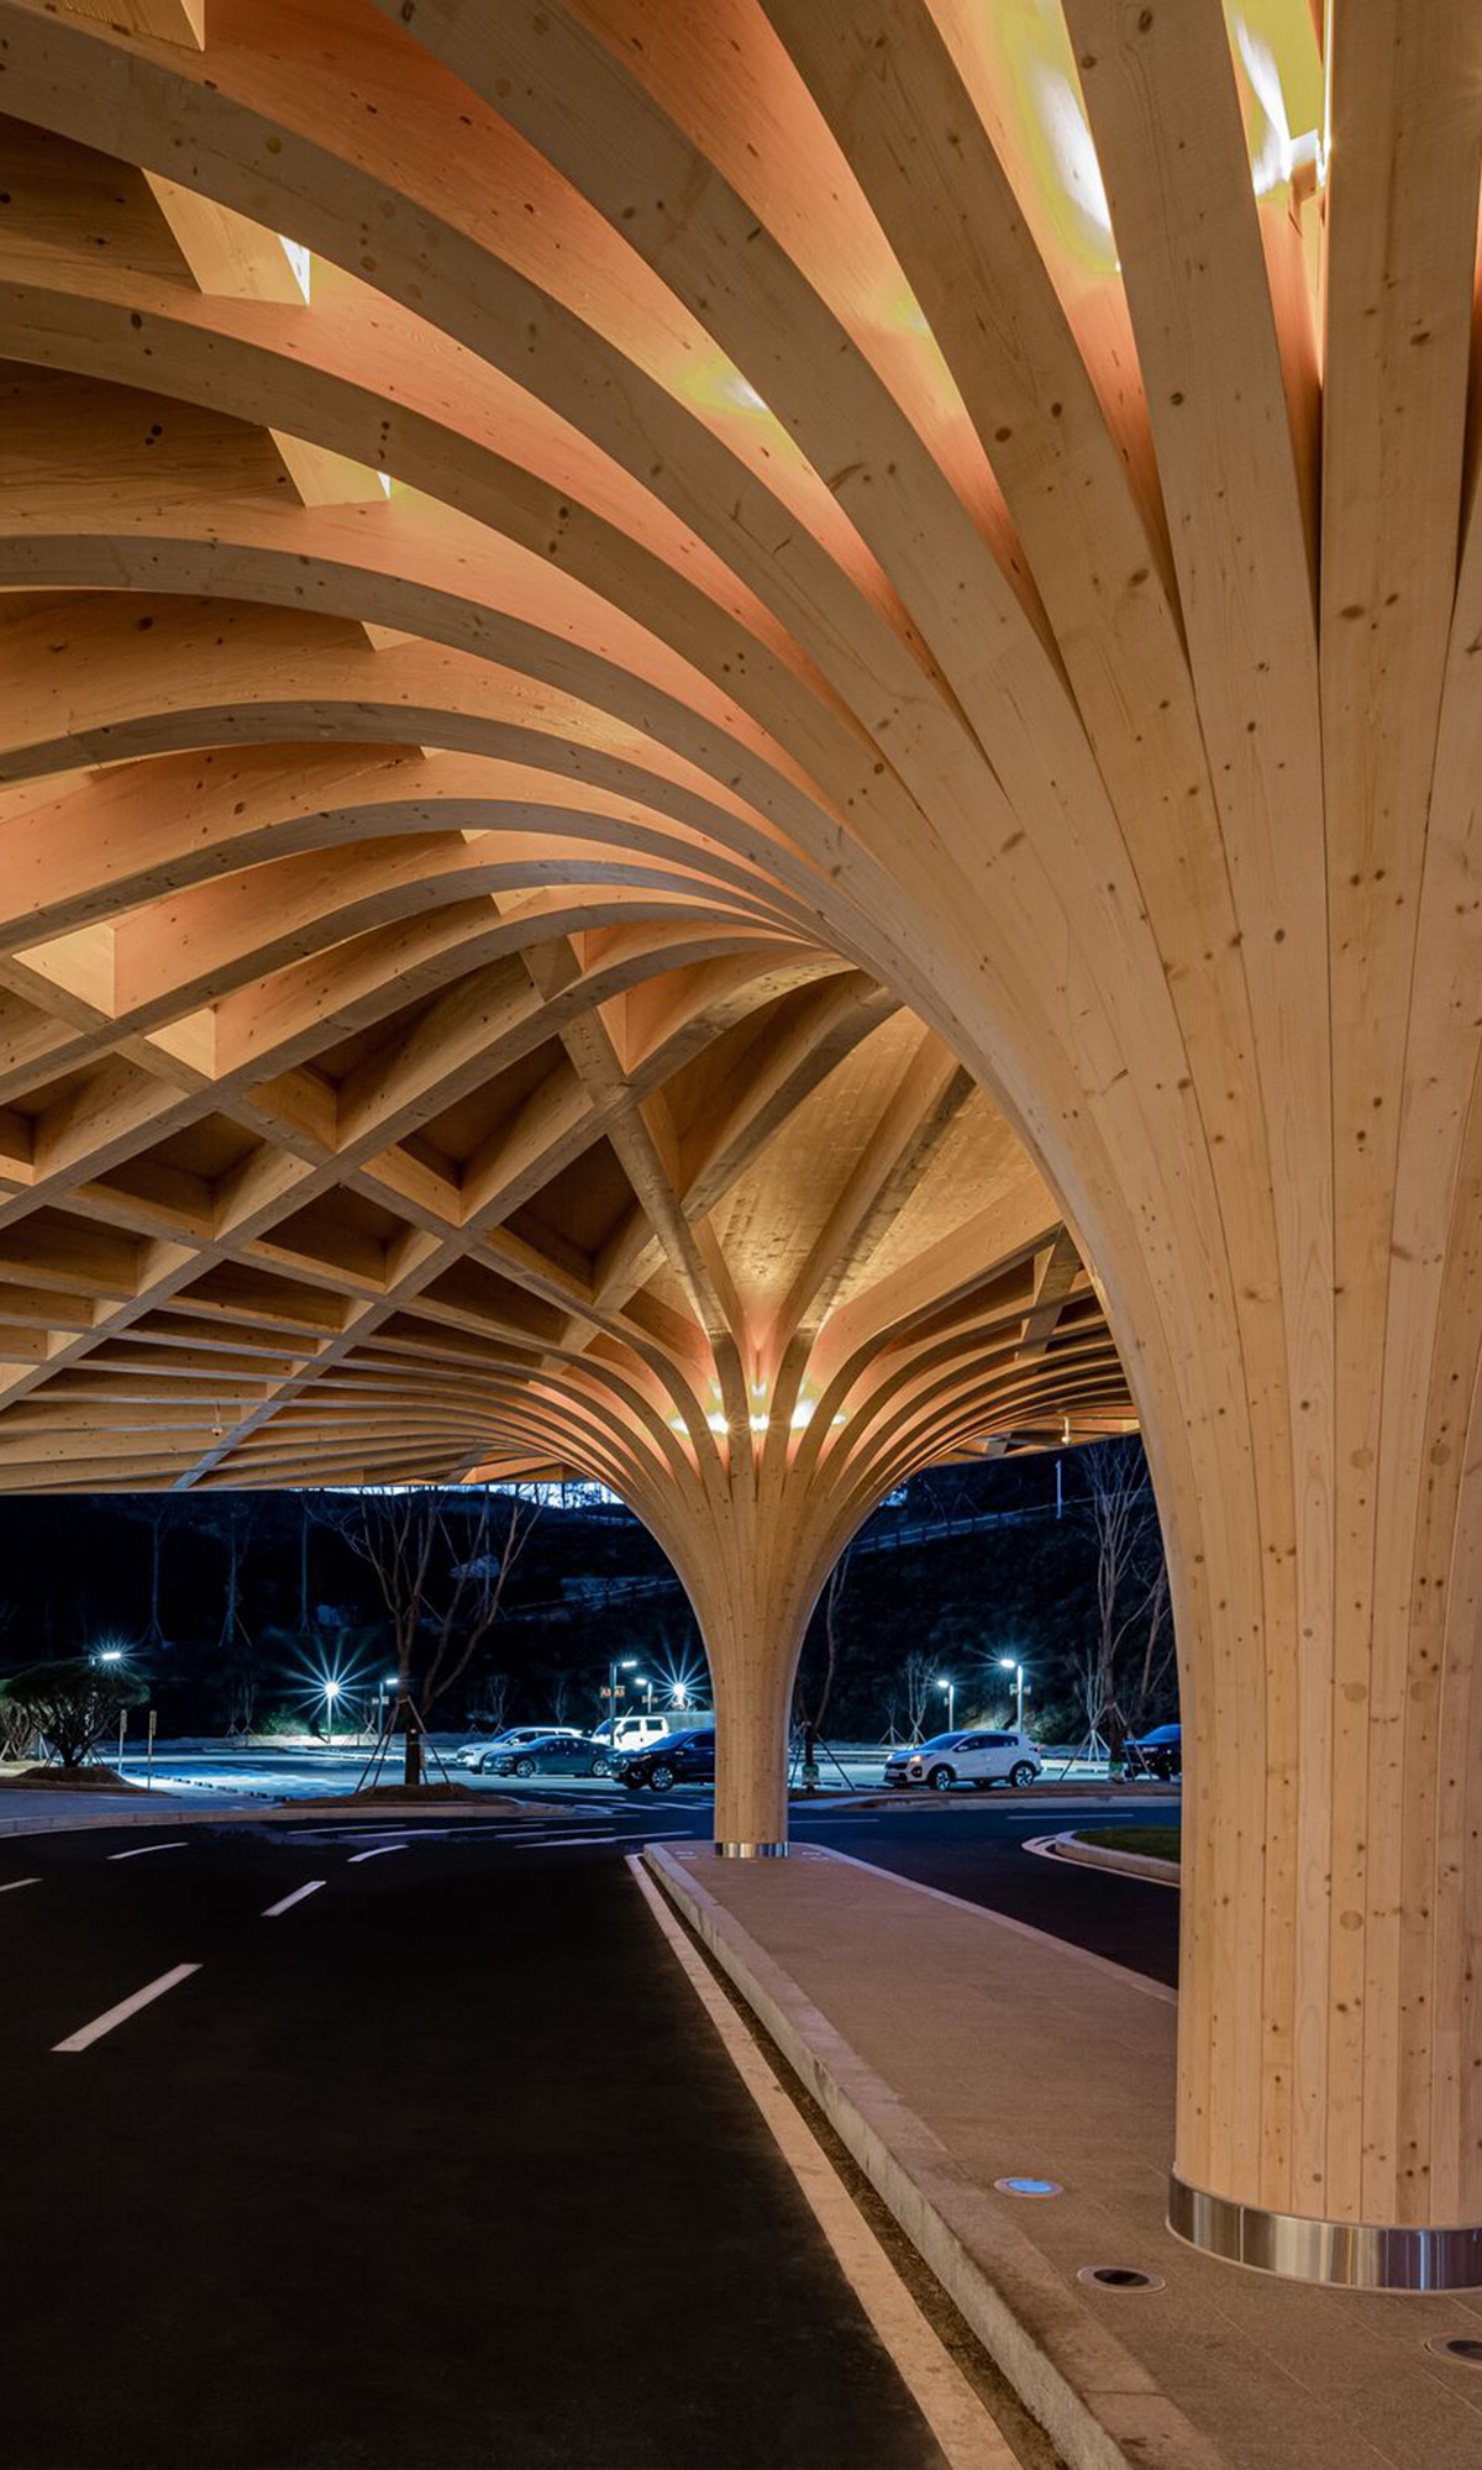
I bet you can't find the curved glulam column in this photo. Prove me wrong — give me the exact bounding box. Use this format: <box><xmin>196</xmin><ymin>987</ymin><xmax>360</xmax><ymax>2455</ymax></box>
<box><xmin>6</xmin><ymin>0</ymin><xmax>1482</xmax><ymax>2282</ymax></box>
<box><xmin>634</xmin><ymin>1455</ymin><xmax>843</xmax><ymax>1857</ymax></box>
<box><xmin>467</xmin><ymin>1210</ymin><xmax>1124</xmax><ymax>1852</ymax></box>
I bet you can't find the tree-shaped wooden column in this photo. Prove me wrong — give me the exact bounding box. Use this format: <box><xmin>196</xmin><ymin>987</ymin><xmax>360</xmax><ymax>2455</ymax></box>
<box><xmin>466</xmin><ymin>1152</ymin><xmax>1123</xmax><ymax>1852</ymax></box>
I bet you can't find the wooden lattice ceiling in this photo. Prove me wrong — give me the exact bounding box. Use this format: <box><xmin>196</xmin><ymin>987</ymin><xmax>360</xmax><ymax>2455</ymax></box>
<box><xmin>0</xmin><ymin>0</ymin><xmax>1135</xmax><ymax>1494</ymax></box>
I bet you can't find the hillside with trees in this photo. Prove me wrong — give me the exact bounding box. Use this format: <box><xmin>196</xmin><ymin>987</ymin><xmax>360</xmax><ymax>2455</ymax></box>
<box><xmin>0</xmin><ymin>1441</ymin><xmax>1176</xmax><ymax>1749</ymax></box>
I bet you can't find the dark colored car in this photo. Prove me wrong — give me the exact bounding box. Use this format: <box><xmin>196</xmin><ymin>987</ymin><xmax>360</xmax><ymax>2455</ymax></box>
<box><xmin>613</xmin><ymin>1727</ymin><xmax>716</xmax><ymax>1793</ymax></box>
<box><xmin>1125</xmin><ymin>1722</ymin><xmax>1182</xmax><ymax>1782</ymax></box>
<box><xmin>487</xmin><ymin>1731</ymin><xmax>613</xmax><ymax>1779</ymax></box>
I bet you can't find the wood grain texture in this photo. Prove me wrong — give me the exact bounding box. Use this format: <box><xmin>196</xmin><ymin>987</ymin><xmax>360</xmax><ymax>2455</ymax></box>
<box><xmin>1</xmin><ymin>0</ymin><xmax>1478</xmax><ymax>2236</ymax></box>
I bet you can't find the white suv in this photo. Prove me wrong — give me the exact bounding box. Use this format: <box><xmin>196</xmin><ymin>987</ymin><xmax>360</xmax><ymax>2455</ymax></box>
<box><xmin>884</xmin><ymin>1730</ymin><xmax>1041</xmax><ymax>1792</ymax></box>
<box><xmin>592</xmin><ymin>1713</ymin><xmax>675</xmax><ymax>1754</ymax></box>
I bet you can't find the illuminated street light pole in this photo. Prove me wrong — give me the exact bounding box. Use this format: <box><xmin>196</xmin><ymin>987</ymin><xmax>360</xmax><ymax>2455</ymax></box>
<box><xmin>323</xmin><ymin>1676</ymin><xmax>341</xmax><ymax>1750</ymax></box>
<box><xmin>95</xmin><ymin>1648</ymin><xmax>128</xmax><ymax>1772</ymax></box>
<box><xmin>607</xmin><ymin>1654</ymin><xmax>637</xmax><ymax>1748</ymax></box>
<box><xmin>936</xmin><ymin>1675</ymin><xmax>955</xmax><ymax>1731</ymax></box>
<box><xmin>999</xmin><ymin>1656</ymin><xmax>1026</xmax><ymax>1732</ymax></box>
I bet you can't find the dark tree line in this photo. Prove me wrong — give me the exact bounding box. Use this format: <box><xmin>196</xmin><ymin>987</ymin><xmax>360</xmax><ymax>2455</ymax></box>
<box><xmin>0</xmin><ymin>1443</ymin><xmax>1178</xmax><ymax>1751</ymax></box>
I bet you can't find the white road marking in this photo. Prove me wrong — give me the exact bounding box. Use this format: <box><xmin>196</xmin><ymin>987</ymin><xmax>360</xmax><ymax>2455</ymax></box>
<box><xmin>53</xmin><ymin>1963</ymin><xmax>201</xmax><ymax>2053</ymax></box>
<box><xmin>628</xmin><ymin>1857</ymin><xmax>1019</xmax><ymax>2468</ymax></box>
<box><xmin>261</xmin><ymin>1879</ymin><xmax>326</xmax><ymax>1916</ymax></box>
<box><xmin>0</xmin><ymin>1876</ymin><xmax>41</xmax><ymax>1893</ymax></box>
<box><xmin>514</xmin><ymin>1832</ymin><xmax>618</xmax><ymax>1850</ymax></box>
<box><xmin>347</xmin><ymin>1844</ymin><xmax>406</xmax><ymax>1864</ymax></box>
<box><xmin>107</xmin><ymin>1841</ymin><xmax>189</xmax><ymax>1862</ymax></box>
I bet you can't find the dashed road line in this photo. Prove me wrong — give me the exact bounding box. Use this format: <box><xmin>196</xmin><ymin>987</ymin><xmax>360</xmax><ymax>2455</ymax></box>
<box><xmin>53</xmin><ymin>1963</ymin><xmax>201</xmax><ymax>2053</ymax></box>
<box><xmin>348</xmin><ymin>1844</ymin><xmax>407</xmax><ymax>1864</ymax></box>
<box><xmin>0</xmin><ymin>1876</ymin><xmax>41</xmax><ymax>1893</ymax></box>
<box><xmin>107</xmin><ymin>1841</ymin><xmax>190</xmax><ymax>1861</ymax></box>
<box><xmin>261</xmin><ymin>1880</ymin><xmax>326</xmax><ymax>1917</ymax></box>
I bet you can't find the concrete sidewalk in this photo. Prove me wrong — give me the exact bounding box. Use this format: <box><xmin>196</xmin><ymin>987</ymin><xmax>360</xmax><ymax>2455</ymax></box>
<box><xmin>644</xmin><ymin>1843</ymin><xmax>1482</xmax><ymax>2470</ymax></box>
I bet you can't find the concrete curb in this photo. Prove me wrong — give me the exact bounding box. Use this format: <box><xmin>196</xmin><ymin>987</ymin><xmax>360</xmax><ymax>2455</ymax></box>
<box><xmin>643</xmin><ymin>1842</ymin><xmax>1224</xmax><ymax>2470</ymax></box>
<box><xmin>1031</xmin><ymin>1830</ymin><xmax>1182</xmax><ymax>1887</ymax></box>
<box><xmin>791</xmin><ymin>1782</ymin><xmax>1180</xmax><ymax>1812</ymax></box>
<box><xmin>0</xmin><ymin>1795</ymin><xmax>536</xmax><ymax>1840</ymax></box>
<box><xmin>0</xmin><ymin>1802</ymin><xmax>255</xmax><ymax>1838</ymax></box>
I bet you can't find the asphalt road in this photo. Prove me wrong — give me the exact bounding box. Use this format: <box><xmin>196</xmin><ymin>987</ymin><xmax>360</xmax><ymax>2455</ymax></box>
<box><xmin>2</xmin><ymin>1791</ymin><xmax>1177</xmax><ymax>2466</ymax></box>
<box><xmin>3</xmin><ymin>1804</ymin><xmax>952</xmax><ymax>2470</ymax></box>
<box><xmin>112</xmin><ymin>1756</ymin><xmax>1179</xmax><ymax>1984</ymax></box>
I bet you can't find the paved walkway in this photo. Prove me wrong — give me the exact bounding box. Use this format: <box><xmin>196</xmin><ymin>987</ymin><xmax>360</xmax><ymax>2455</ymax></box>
<box><xmin>646</xmin><ymin>1843</ymin><xmax>1482</xmax><ymax>2470</ymax></box>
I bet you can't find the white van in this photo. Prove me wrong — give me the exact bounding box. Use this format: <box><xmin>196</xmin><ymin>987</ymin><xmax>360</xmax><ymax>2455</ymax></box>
<box><xmin>592</xmin><ymin>1710</ymin><xmax>704</xmax><ymax>1753</ymax></box>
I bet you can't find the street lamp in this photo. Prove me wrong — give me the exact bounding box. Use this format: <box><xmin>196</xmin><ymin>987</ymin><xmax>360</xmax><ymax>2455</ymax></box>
<box><xmin>607</xmin><ymin>1654</ymin><xmax>637</xmax><ymax>1746</ymax></box>
<box><xmin>936</xmin><ymin>1675</ymin><xmax>955</xmax><ymax>1731</ymax></box>
<box><xmin>999</xmin><ymin>1656</ymin><xmax>1026</xmax><ymax>1733</ymax></box>
<box><xmin>633</xmin><ymin>1673</ymin><xmax>654</xmax><ymax>1714</ymax></box>
<box><xmin>96</xmin><ymin>1647</ymin><xmax>129</xmax><ymax>1770</ymax></box>
<box><xmin>377</xmin><ymin>1673</ymin><xmax>399</xmax><ymax>1735</ymax></box>
<box><xmin>323</xmin><ymin>1676</ymin><xmax>341</xmax><ymax>1749</ymax></box>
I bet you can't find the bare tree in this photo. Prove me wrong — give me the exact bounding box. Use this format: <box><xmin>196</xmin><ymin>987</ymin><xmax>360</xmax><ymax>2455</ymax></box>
<box><xmin>115</xmin><ymin>1499</ymin><xmax>173</xmax><ymax>1646</ymax></box>
<box><xmin>901</xmin><ymin>1648</ymin><xmax>934</xmax><ymax>1743</ymax></box>
<box><xmin>549</xmin><ymin>1669</ymin><xmax>573</xmax><ymax>1727</ymax></box>
<box><xmin>217</xmin><ymin>1497</ymin><xmax>258</xmax><ymax>1734</ymax></box>
<box><xmin>329</xmin><ymin>1488</ymin><xmax>539</xmax><ymax>1783</ymax></box>
<box><xmin>468</xmin><ymin>1667</ymin><xmax>512</xmax><ymax>1734</ymax></box>
<box><xmin>1123</xmin><ymin>1558</ymin><xmax>1174</xmax><ymax>1742</ymax></box>
<box><xmin>298</xmin><ymin>1494</ymin><xmax>313</xmax><ymax>1633</ymax></box>
<box><xmin>1077</xmin><ymin>1438</ymin><xmax>1171</xmax><ymax>1761</ymax></box>
<box><xmin>139</xmin><ymin>1499</ymin><xmax>172</xmax><ymax>1646</ymax></box>
<box><xmin>794</xmin><ymin>1552</ymin><xmax>850</xmax><ymax>1776</ymax></box>
<box><xmin>181</xmin><ymin>1495</ymin><xmax>260</xmax><ymax>1734</ymax></box>
<box><xmin>0</xmin><ymin>1618</ymin><xmax>38</xmax><ymax>1763</ymax></box>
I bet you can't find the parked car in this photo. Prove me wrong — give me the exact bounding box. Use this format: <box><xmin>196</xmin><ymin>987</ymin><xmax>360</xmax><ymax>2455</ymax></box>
<box><xmin>455</xmin><ymin>1726</ymin><xmax>582</xmax><ymax>1772</ymax></box>
<box><xmin>612</xmin><ymin>1727</ymin><xmax>716</xmax><ymax>1793</ymax></box>
<box><xmin>1124</xmin><ymin>1723</ymin><xmax>1182</xmax><ymax>1782</ymax></box>
<box><xmin>589</xmin><ymin>1713</ymin><xmax>687</xmax><ymax>1756</ymax></box>
<box><xmin>883</xmin><ymin>1730</ymin><xmax>1041</xmax><ymax>1792</ymax></box>
<box><xmin>485</xmin><ymin>1731</ymin><xmax>613</xmax><ymax>1780</ymax></box>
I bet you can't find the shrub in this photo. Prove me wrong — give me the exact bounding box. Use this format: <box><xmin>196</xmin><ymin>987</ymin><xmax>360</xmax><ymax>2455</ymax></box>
<box><xmin>0</xmin><ymin>1658</ymin><xmax>148</xmax><ymax>1769</ymax></box>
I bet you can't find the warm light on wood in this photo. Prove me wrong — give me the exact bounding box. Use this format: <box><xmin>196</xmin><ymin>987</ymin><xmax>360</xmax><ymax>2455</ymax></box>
<box><xmin>1</xmin><ymin>0</ymin><xmax>1478</xmax><ymax>2258</ymax></box>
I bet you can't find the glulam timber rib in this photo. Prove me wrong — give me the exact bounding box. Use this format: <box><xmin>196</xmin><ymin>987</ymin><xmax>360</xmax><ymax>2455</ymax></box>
<box><xmin>2</xmin><ymin>0</ymin><xmax>1481</xmax><ymax>2256</ymax></box>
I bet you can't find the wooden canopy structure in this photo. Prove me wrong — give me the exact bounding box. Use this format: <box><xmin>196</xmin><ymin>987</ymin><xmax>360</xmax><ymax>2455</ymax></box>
<box><xmin>2</xmin><ymin>0</ymin><xmax>1480</xmax><ymax>2282</ymax></box>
